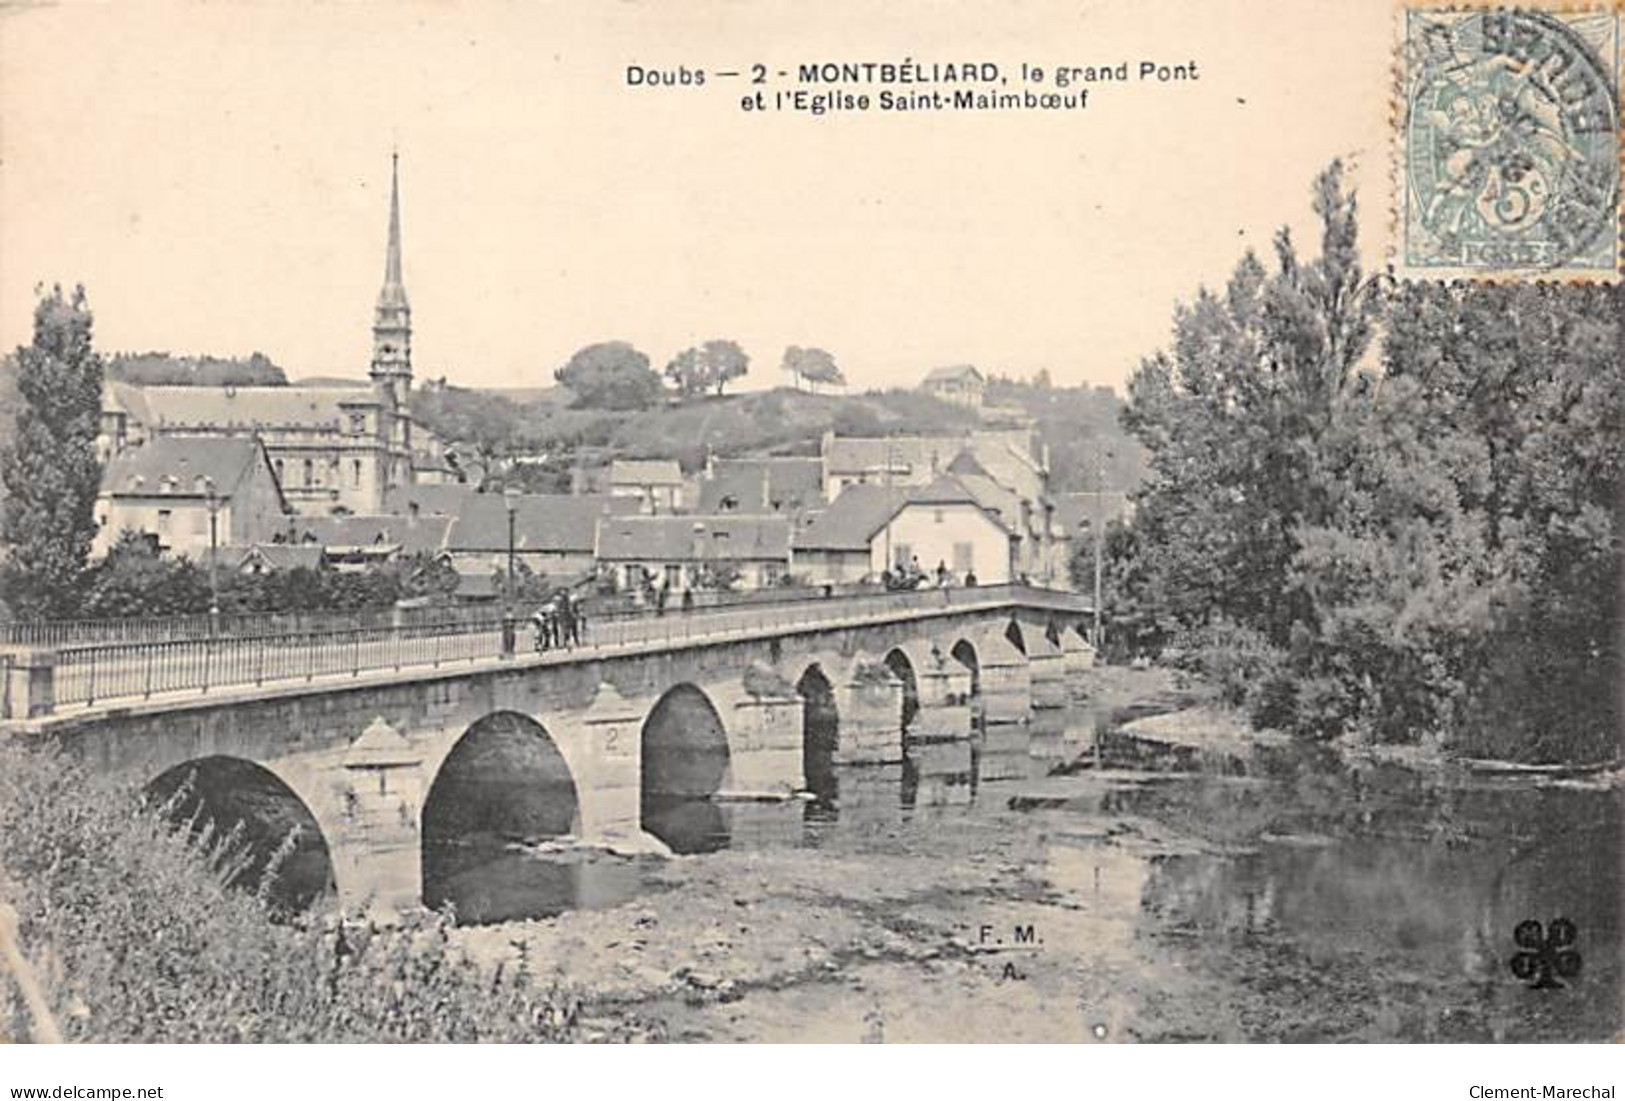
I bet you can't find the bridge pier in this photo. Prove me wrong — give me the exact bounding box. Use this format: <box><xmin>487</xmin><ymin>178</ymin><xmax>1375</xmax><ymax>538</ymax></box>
<box><xmin>830</xmin><ymin>659</ymin><xmax>906</xmax><ymax>766</ymax></box>
<box><xmin>561</xmin><ymin>684</ymin><xmax>646</xmax><ymax>849</ymax></box>
<box><xmin>1026</xmin><ymin>630</ymin><xmax>1068</xmax><ymax>773</ymax></box>
<box><xmin>976</xmin><ymin>633</ymin><xmax>1033</xmax><ymax>781</ymax></box>
<box><xmin>714</xmin><ymin>671</ymin><xmax>805</xmax><ymax>798</ymax></box>
<box><xmin>906</xmin><ymin>644</ymin><xmax>975</xmax><ymax>804</ymax></box>
<box><xmin>332</xmin><ymin>718</ymin><xmax>425</xmax><ymax>917</ymax></box>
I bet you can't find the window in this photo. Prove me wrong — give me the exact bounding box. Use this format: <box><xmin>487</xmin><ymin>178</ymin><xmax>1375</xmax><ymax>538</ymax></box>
<box><xmin>664</xmin><ymin>564</ymin><xmax>682</xmax><ymax>589</ymax></box>
<box><xmin>156</xmin><ymin>509</ymin><xmax>172</xmax><ymax>531</ymax></box>
<box><xmin>350</xmin><ymin>413</ymin><xmax>366</xmax><ymax>435</ymax></box>
<box><xmin>934</xmin><ymin>509</ymin><xmax>945</xmax><ymax>524</ymax></box>
<box><xmin>303</xmin><ymin>459</ymin><xmax>314</xmax><ymax>486</ymax></box>
<box><xmin>353</xmin><ymin>459</ymin><xmax>363</xmax><ymax>487</ymax></box>
<box><xmin>952</xmin><ymin>542</ymin><xmax>974</xmax><ymax>574</ymax></box>
<box><xmin>274</xmin><ymin>459</ymin><xmax>285</xmax><ymax>484</ymax></box>
<box><xmin>892</xmin><ymin>542</ymin><xmax>911</xmax><ymax>569</ymax></box>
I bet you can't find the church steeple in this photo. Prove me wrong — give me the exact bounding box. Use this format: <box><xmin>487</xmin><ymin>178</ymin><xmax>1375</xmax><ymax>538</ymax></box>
<box><xmin>370</xmin><ymin>152</ymin><xmax>412</xmax><ymax>398</ymax></box>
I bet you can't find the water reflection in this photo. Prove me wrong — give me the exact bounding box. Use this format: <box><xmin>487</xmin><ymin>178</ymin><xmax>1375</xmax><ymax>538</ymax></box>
<box><xmin>423</xmin><ymin>838</ymin><xmax>653</xmax><ymax>924</ymax></box>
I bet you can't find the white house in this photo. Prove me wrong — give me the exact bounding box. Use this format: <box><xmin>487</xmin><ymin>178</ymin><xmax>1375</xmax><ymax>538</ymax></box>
<box><xmin>792</xmin><ymin>476</ymin><xmax>1016</xmax><ymax>585</ymax></box>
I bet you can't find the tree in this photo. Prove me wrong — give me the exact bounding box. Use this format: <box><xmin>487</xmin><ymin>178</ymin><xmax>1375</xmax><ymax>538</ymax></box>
<box><xmin>0</xmin><ymin>285</ymin><xmax>105</xmax><ymax>619</ymax></box>
<box><xmin>554</xmin><ymin>342</ymin><xmax>664</xmax><ymax>411</ymax></box>
<box><xmin>79</xmin><ymin>532</ymin><xmax>209</xmax><ymax>618</ymax></box>
<box><xmin>782</xmin><ymin>346</ymin><xmax>845</xmax><ymax>392</ymax></box>
<box><xmin>665</xmin><ymin>339</ymin><xmax>750</xmax><ymax>398</ymax></box>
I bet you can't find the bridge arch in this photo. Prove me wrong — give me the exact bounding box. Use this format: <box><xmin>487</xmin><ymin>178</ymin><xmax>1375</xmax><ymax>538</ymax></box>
<box><xmin>421</xmin><ymin>711</ymin><xmax>581</xmax><ymax>918</ymax></box>
<box><xmin>640</xmin><ymin>683</ymin><xmax>732</xmax><ymax>852</ymax></box>
<box><xmin>146</xmin><ymin>755</ymin><xmax>334</xmax><ymax>915</ymax></box>
<box><xmin>883</xmin><ymin>647</ymin><xmax>920</xmax><ymax>734</ymax></box>
<box><xmin>795</xmin><ymin>663</ymin><xmax>840</xmax><ymax>801</ymax></box>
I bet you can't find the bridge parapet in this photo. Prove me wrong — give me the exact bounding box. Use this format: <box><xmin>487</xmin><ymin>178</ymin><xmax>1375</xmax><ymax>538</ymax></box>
<box><xmin>7</xmin><ymin>584</ymin><xmax>1089</xmax><ymax>723</ymax></box>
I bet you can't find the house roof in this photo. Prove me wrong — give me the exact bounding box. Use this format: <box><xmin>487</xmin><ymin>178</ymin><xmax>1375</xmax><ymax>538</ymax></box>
<box><xmin>609</xmin><ymin>459</ymin><xmax>683</xmax><ymax>486</ymax></box>
<box><xmin>792</xmin><ymin>484</ymin><xmax>912</xmax><ymax>551</ymax></box>
<box><xmin>137</xmin><ymin>384</ymin><xmax>380</xmax><ymax>432</ymax></box>
<box><xmin>445</xmin><ymin>493</ymin><xmax>629</xmax><ymax>554</ymax></box>
<box><xmin>380</xmin><ymin>482</ymin><xmax>479</xmax><ymax>517</ymax></box>
<box><xmin>821</xmin><ymin>435</ymin><xmax>968</xmax><ymax>478</ymax></box>
<box><xmin>793</xmin><ymin>475</ymin><xmax>1014</xmax><ymax>552</ymax></box>
<box><xmin>101</xmin><ymin>436</ymin><xmax>277</xmax><ymax>504</ymax></box>
<box><xmin>595</xmin><ymin>514</ymin><xmax>791</xmax><ymax>562</ymax></box>
<box><xmin>695</xmin><ymin>457</ymin><xmax>824</xmax><ymax>515</ymax></box>
<box><xmin>922</xmin><ymin>364</ymin><xmax>984</xmax><ymax>386</ymax></box>
<box><xmin>202</xmin><ymin>543</ymin><xmax>325</xmax><ymax>572</ymax></box>
<box><xmin>291</xmin><ymin>514</ymin><xmax>452</xmax><ymax>555</ymax></box>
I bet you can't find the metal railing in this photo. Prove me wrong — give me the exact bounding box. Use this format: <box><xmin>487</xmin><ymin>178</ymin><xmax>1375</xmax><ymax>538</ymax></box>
<box><xmin>41</xmin><ymin>583</ymin><xmax>1088</xmax><ymax>713</ymax></box>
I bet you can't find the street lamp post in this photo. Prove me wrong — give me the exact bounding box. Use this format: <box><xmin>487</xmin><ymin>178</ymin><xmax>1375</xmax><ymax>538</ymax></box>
<box><xmin>204</xmin><ymin>478</ymin><xmax>221</xmax><ymax>634</ymax></box>
<box><xmin>501</xmin><ymin>485</ymin><xmax>520</xmax><ymax>657</ymax></box>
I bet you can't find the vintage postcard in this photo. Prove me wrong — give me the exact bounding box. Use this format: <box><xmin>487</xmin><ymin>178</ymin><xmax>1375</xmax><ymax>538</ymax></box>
<box><xmin>0</xmin><ymin>0</ymin><xmax>1619</xmax><ymax>1077</ymax></box>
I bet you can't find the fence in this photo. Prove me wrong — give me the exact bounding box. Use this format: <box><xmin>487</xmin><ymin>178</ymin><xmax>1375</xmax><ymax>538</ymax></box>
<box><xmin>38</xmin><ymin>583</ymin><xmax>1088</xmax><ymax>713</ymax></box>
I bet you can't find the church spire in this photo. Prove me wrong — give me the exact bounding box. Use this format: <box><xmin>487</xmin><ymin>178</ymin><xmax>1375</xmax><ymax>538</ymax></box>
<box><xmin>371</xmin><ymin>152</ymin><xmax>412</xmax><ymax>395</ymax></box>
<box><xmin>379</xmin><ymin>151</ymin><xmax>407</xmax><ymax>307</ymax></box>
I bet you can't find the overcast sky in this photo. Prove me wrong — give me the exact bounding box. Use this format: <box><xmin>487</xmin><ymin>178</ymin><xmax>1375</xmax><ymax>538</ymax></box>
<box><xmin>0</xmin><ymin>0</ymin><xmax>1393</xmax><ymax>393</ymax></box>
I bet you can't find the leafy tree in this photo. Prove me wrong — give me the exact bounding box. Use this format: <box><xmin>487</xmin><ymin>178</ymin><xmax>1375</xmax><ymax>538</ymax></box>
<box><xmin>80</xmin><ymin>532</ymin><xmax>209</xmax><ymax>618</ymax></box>
<box><xmin>665</xmin><ymin>340</ymin><xmax>750</xmax><ymax>398</ymax></box>
<box><xmin>781</xmin><ymin>346</ymin><xmax>845</xmax><ymax>391</ymax></box>
<box><xmin>555</xmin><ymin>342</ymin><xmax>664</xmax><ymax>411</ymax></box>
<box><xmin>0</xmin><ymin>285</ymin><xmax>105</xmax><ymax>619</ymax></box>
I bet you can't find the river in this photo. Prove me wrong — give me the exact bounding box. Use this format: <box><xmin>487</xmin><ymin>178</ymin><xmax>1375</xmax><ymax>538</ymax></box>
<box><xmin>443</xmin><ymin>699</ymin><xmax>1621</xmax><ymax>1042</ymax></box>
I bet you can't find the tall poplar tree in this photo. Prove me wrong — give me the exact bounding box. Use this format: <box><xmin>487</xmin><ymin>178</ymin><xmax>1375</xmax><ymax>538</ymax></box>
<box><xmin>0</xmin><ymin>285</ymin><xmax>105</xmax><ymax>619</ymax></box>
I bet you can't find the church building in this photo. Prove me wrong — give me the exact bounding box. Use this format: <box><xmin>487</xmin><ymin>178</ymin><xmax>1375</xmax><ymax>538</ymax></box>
<box><xmin>97</xmin><ymin>156</ymin><xmax>446</xmax><ymax>519</ymax></box>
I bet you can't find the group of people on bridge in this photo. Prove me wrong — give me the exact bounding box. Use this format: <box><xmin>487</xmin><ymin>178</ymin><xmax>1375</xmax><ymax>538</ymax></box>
<box><xmin>882</xmin><ymin>557</ymin><xmax>977</xmax><ymax>592</ymax></box>
<box><xmin>531</xmin><ymin>592</ymin><xmax>587</xmax><ymax>651</ymax></box>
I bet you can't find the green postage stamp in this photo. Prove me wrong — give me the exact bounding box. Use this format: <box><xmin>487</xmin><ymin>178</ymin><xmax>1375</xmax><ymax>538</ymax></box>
<box><xmin>1396</xmin><ymin>7</ymin><xmax>1622</xmax><ymax>281</ymax></box>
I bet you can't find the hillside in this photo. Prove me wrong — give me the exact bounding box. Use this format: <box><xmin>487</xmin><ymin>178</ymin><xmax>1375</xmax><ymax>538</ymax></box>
<box><xmin>411</xmin><ymin>382</ymin><xmax>1143</xmax><ymax>493</ymax></box>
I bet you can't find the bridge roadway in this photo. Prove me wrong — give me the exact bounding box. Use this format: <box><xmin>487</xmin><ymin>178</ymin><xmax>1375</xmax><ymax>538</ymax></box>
<box><xmin>0</xmin><ymin>584</ymin><xmax>1097</xmax><ymax>917</ymax></box>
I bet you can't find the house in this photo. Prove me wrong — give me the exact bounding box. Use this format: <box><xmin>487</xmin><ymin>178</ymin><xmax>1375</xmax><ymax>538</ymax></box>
<box><xmin>288</xmin><ymin>513</ymin><xmax>453</xmax><ymax>571</ymax></box>
<box><xmin>791</xmin><ymin>475</ymin><xmax>1016</xmax><ymax>585</ymax></box>
<box><xmin>94</xmin><ymin>436</ymin><xmax>289</xmax><ymax>559</ymax></box>
<box><xmin>920</xmin><ymin>364</ymin><xmax>986</xmax><ymax>410</ymax></box>
<box><xmin>595</xmin><ymin>514</ymin><xmax>791</xmax><ymax>593</ymax></box>
<box><xmin>695</xmin><ymin>457</ymin><xmax>825</xmax><ymax>517</ymax></box>
<box><xmin>201</xmin><ymin>543</ymin><xmax>326</xmax><ymax>575</ymax></box>
<box><xmin>819</xmin><ymin>428</ymin><xmax>1049</xmax><ymax>504</ymax></box>
<box><xmin>608</xmin><ymin>459</ymin><xmax>684</xmax><ymax>514</ymax></box>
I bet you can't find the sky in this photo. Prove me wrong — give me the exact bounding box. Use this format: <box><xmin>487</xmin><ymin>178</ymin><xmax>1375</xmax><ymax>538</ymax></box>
<box><xmin>0</xmin><ymin>0</ymin><xmax>1394</xmax><ymax>393</ymax></box>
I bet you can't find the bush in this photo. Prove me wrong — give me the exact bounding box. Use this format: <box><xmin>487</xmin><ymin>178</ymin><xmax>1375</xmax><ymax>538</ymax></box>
<box><xmin>0</xmin><ymin>742</ymin><xmax>654</xmax><ymax>1042</ymax></box>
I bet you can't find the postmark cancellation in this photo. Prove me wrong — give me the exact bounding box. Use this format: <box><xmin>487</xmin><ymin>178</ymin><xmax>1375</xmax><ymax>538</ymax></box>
<box><xmin>1395</xmin><ymin>6</ymin><xmax>1622</xmax><ymax>281</ymax></box>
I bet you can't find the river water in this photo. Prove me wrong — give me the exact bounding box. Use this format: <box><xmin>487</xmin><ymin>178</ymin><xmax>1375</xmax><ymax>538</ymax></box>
<box><xmin>431</xmin><ymin>711</ymin><xmax>1621</xmax><ymax>1042</ymax></box>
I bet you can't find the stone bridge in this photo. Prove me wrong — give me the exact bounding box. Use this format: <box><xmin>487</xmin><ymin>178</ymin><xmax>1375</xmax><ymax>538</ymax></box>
<box><xmin>0</xmin><ymin>586</ymin><xmax>1095</xmax><ymax>917</ymax></box>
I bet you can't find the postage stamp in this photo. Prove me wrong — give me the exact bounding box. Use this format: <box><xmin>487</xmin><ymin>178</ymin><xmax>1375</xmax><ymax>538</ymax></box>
<box><xmin>1395</xmin><ymin>7</ymin><xmax>1622</xmax><ymax>281</ymax></box>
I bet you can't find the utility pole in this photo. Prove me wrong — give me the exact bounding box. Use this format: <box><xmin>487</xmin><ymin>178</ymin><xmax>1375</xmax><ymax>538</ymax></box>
<box><xmin>1092</xmin><ymin>440</ymin><xmax>1107</xmax><ymax>650</ymax></box>
<box><xmin>882</xmin><ymin>438</ymin><xmax>894</xmax><ymax>579</ymax></box>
